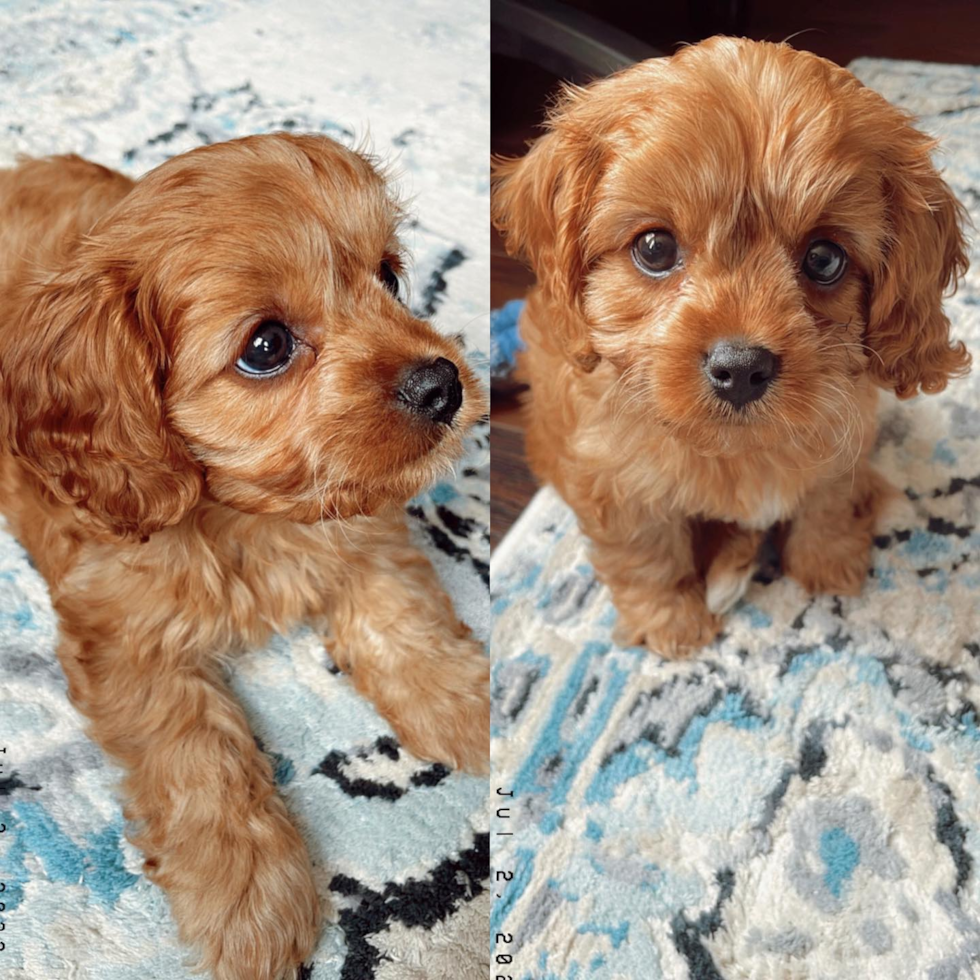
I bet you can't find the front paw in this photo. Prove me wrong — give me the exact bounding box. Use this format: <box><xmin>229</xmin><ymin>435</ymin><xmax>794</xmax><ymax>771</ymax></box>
<box><xmin>614</xmin><ymin>579</ymin><xmax>720</xmax><ymax>659</ymax></box>
<box><xmin>163</xmin><ymin>800</ymin><xmax>321</xmax><ymax>980</ymax></box>
<box><xmin>388</xmin><ymin>638</ymin><xmax>490</xmax><ymax>776</ymax></box>
<box><xmin>783</xmin><ymin>532</ymin><xmax>870</xmax><ymax>597</ymax></box>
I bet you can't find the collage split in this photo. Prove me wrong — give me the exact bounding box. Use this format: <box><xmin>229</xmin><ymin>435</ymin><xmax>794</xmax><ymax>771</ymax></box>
<box><xmin>1</xmin><ymin>1</ymin><xmax>980</xmax><ymax>979</ymax></box>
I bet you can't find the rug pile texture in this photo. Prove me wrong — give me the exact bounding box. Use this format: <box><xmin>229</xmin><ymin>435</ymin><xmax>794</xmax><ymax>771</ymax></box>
<box><xmin>0</xmin><ymin>2</ymin><xmax>489</xmax><ymax>978</ymax></box>
<box><xmin>491</xmin><ymin>57</ymin><xmax>980</xmax><ymax>980</ymax></box>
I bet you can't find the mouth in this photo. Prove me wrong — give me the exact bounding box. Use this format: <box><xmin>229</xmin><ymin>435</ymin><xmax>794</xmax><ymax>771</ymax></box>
<box><xmin>657</xmin><ymin>394</ymin><xmax>786</xmax><ymax>458</ymax></box>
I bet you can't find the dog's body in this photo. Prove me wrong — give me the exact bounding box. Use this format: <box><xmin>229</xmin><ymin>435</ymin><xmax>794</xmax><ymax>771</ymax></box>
<box><xmin>0</xmin><ymin>139</ymin><xmax>488</xmax><ymax>980</ymax></box>
<box><xmin>519</xmin><ymin>295</ymin><xmax>885</xmax><ymax>632</ymax></box>
<box><xmin>493</xmin><ymin>37</ymin><xmax>970</xmax><ymax>656</ymax></box>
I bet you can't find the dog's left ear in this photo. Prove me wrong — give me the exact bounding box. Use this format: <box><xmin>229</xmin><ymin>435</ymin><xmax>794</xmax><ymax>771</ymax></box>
<box><xmin>0</xmin><ymin>257</ymin><xmax>203</xmax><ymax>539</ymax></box>
<box><xmin>865</xmin><ymin>119</ymin><xmax>970</xmax><ymax>399</ymax></box>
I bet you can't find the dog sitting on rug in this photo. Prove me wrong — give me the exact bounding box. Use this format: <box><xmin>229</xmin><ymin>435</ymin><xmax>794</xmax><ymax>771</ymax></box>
<box><xmin>492</xmin><ymin>36</ymin><xmax>970</xmax><ymax>657</ymax></box>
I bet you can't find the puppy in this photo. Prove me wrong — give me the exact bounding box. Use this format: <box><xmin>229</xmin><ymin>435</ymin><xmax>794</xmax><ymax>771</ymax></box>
<box><xmin>492</xmin><ymin>37</ymin><xmax>970</xmax><ymax>656</ymax></box>
<box><xmin>0</xmin><ymin>135</ymin><xmax>488</xmax><ymax>980</ymax></box>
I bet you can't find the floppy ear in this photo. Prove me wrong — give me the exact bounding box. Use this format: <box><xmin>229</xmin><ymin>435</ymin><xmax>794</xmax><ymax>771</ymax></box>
<box><xmin>865</xmin><ymin>124</ymin><xmax>971</xmax><ymax>399</ymax></box>
<box><xmin>491</xmin><ymin>115</ymin><xmax>606</xmax><ymax>373</ymax></box>
<box><xmin>0</xmin><ymin>262</ymin><xmax>203</xmax><ymax>538</ymax></box>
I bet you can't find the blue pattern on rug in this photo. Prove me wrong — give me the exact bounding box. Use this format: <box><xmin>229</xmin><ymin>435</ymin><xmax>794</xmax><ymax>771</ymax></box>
<box><xmin>491</xmin><ymin>57</ymin><xmax>980</xmax><ymax>980</ymax></box>
<box><xmin>491</xmin><ymin>299</ymin><xmax>526</xmax><ymax>381</ymax></box>
<box><xmin>0</xmin><ymin>2</ymin><xmax>489</xmax><ymax>978</ymax></box>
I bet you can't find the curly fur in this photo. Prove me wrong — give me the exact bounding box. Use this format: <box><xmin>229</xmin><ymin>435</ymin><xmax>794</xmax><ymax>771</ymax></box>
<box><xmin>492</xmin><ymin>37</ymin><xmax>970</xmax><ymax>657</ymax></box>
<box><xmin>0</xmin><ymin>134</ymin><xmax>489</xmax><ymax>980</ymax></box>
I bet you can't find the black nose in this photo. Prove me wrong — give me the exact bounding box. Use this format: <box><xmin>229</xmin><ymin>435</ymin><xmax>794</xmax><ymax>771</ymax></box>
<box><xmin>703</xmin><ymin>341</ymin><xmax>779</xmax><ymax>410</ymax></box>
<box><xmin>398</xmin><ymin>357</ymin><xmax>462</xmax><ymax>424</ymax></box>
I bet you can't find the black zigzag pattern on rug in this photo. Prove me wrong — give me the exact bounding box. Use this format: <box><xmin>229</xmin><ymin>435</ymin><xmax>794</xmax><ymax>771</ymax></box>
<box><xmin>311</xmin><ymin>736</ymin><xmax>451</xmax><ymax>801</ymax></box>
<box><xmin>331</xmin><ymin>832</ymin><xmax>489</xmax><ymax>980</ymax></box>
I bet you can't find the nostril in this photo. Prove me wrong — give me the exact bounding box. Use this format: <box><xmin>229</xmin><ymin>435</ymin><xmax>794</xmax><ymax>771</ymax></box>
<box><xmin>748</xmin><ymin>351</ymin><xmax>777</xmax><ymax>387</ymax></box>
<box><xmin>421</xmin><ymin>385</ymin><xmax>446</xmax><ymax>412</ymax></box>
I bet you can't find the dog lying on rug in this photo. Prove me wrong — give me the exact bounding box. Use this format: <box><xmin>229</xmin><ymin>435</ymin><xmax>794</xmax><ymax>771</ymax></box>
<box><xmin>492</xmin><ymin>36</ymin><xmax>971</xmax><ymax>657</ymax></box>
<box><xmin>0</xmin><ymin>134</ymin><xmax>489</xmax><ymax>980</ymax></box>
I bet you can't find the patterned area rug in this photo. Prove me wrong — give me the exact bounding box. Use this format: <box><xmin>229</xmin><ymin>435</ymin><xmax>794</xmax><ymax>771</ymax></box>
<box><xmin>0</xmin><ymin>2</ymin><xmax>489</xmax><ymax>978</ymax></box>
<box><xmin>491</xmin><ymin>58</ymin><xmax>980</xmax><ymax>980</ymax></box>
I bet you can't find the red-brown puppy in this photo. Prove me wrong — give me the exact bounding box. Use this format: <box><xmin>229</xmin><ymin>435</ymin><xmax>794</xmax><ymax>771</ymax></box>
<box><xmin>493</xmin><ymin>37</ymin><xmax>969</xmax><ymax>656</ymax></box>
<box><xmin>0</xmin><ymin>134</ymin><xmax>488</xmax><ymax>980</ymax></box>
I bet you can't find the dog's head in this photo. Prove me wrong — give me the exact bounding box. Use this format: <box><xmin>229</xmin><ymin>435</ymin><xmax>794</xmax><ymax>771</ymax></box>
<box><xmin>492</xmin><ymin>37</ymin><xmax>969</xmax><ymax>457</ymax></box>
<box><xmin>1</xmin><ymin>134</ymin><xmax>484</xmax><ymax>537</ymax></box>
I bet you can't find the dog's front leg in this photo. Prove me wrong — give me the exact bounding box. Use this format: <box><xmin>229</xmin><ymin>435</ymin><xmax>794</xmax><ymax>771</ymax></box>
<box><xmin>586</xmin><ymin>512</ymin><xmax>720</xmax><ymax>658</ymax></box>
<box><xmin>782</xmin><ymin>461</ymin><xmax>894</xmax><ymax>596</ymax></box>
<box><xmin>318</xmin><ymin>519</ymin><xmax>489</xmax><ymax>774</ymax></box>
<box><xmin>57</xmin><ymin>627</ymin><xmax>320</xmax><ymax>980</ymax></box>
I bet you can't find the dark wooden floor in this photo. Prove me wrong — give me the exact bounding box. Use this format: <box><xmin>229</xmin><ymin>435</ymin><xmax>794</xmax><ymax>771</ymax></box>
<box><xmin>489</xmin><ymin>58</ymin><xmax>556</xmax><ymax>551</ymax></box>
<box><xmin>489</xmin><ymin>0</ymin><xmax>980</xmax><ymax>550</ymax></box>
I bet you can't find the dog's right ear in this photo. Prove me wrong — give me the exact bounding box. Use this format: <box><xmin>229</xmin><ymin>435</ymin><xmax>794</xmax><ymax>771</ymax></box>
<box><xmin>491</xmin><ymin>107</ymin><xmax>606</xmax><ymax>373</ymax></box>
<box><xmin>0</xmin><ymin>257</ymin><xmax>203</xmax><ymax>539</ymax></box>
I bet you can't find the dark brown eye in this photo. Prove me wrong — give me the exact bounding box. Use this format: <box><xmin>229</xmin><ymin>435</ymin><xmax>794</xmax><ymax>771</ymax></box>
<box><xmin>237</xmin><ymin>320</ymin><xmax>294</xmax><ymax>375</ymax></box>
<box><xmin>379</xmin><ymin>259</ymin><xmax>400</xmax><ymax>297</ymax></box>
<box><xmin>632</xmin><ymin>229</ymin><xmax>680</xmax><ymax>276</ymax></box>
<box><xmin>802</xmin><ymin>239</ymin><xmax>847</xmax><ymax>284</ymax></box>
